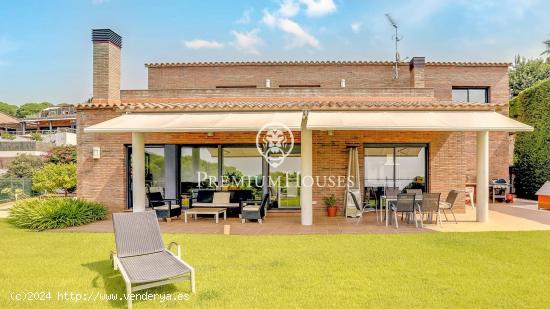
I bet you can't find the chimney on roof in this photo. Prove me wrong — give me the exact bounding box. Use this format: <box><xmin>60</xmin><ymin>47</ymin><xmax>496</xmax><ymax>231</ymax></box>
<box><xmin>409</xmin><ymin>57</ymin><xmax>425</xmax><ymax>88</ymax></box>
<box><xmin>92</xmin><ymin>29</ymin><xmax>122</xmax><ymax>103</ymax></box>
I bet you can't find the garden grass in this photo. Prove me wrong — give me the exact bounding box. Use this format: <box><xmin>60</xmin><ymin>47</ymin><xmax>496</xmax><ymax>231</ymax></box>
<box><xmin>1</xmin><ymin>219</ymin><xmax>550</xmax><ymax>308</ymax></box>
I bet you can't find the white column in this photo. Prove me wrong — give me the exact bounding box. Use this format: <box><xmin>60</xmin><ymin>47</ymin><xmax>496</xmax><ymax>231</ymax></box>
<box><xmin>476</xmin><ymin>131</ymin><xmax>489</xmax><ymax>222</ymax></box>
<box><xmin>132</xmin><ymin>132</ymin><xmax>146</xmax><ymax>212</ymax></box>
<box><xmin>300</xmin><ymin>126</ymin><xmax>313</xmax><ymax>226</ymax></box>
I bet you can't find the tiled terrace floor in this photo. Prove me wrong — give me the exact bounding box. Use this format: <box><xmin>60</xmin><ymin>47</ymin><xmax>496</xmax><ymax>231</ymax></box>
<box><xmin>62</xmin><ymin>199</ymin><xmax>550</xmax><ymax>235</ymax></box>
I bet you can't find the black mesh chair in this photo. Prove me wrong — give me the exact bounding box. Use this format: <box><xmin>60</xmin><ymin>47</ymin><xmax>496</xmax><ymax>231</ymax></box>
<box><xmin>147</xmin><ymin>192</ymin><xmax>181</xmax><ymax>220</ymax></box>
<box><xmin>389</xmin><ymin>193</ymin><xmax>419</xmax><ymax>229</ymax></box>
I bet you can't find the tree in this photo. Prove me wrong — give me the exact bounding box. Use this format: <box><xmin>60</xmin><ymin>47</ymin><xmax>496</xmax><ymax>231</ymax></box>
<box><xmin>32</xmin><ymin>163</ymin><xmax>77</xmax><ymax>196</ymax></box>
<box><xmin>3</xmin><ymin>154</ymin><xmax>45</xmax><ymax>179</ymax></box>
<box><xmin>0</xmin><ymin>102</ymin><xmax>18</xmax><ymax>117</ymax></box>
<box><xmin>542</xmin><ymin>38</ymin><xmax>550</xmax><ymax>61</ymax></box>
<box><xmin>509</xmin><ymin>57</ymin><xmax>550</xmax><ymax>97</ymax></box>
<box><xmin>15</xmin><ymin>102</ymin><xmax>52</xmax><ymax>118</ymax></box>
<box><xmin>510</xmin><ymin>79</ymin><xmax>550</xmax><ymax>199</ymax></box>
<box><xmin>44</xmin><ymin>145</ymin><xmax>77</xmax><ymax>164</ymax></box>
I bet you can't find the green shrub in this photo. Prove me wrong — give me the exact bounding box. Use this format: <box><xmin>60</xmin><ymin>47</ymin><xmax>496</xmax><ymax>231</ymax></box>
<box><xmin>45</xmin><ymin>145</ymin><xmax>77</xmax><ymax>164</ymax></box>
<box><xmin>8</xmin><ymin>198</ymin><xmax>106</xmax><ymax>231</ymax></box>
<box><xmin>3</xmin><ymin>154</ymin><xmax>45</xmax><ymax>178</ymax></box>
<box><xmin>32</xmin><ymin>163</ymin><xmax>76</xmax><ymax>196</ymax></box>
<box><xmin>1</xmin><ymin>132</ymin><xmax>16</xmax><ymax>140</ymax></box>
<box><xmin>510</xmin><ymin>78</ymin><xmax>550</xmax><ymax>199</ymax></box>
<box><xmin>29</xmin><ymin>132</ymin><xmax>43</xmax><ymax>141</ymax></box>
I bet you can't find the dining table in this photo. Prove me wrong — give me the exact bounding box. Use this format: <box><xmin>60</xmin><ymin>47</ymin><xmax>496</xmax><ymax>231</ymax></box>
<box><xmin>380</xmin><ymin>195</ymin><xmax>423</xmax><ymax>226</ymax></box>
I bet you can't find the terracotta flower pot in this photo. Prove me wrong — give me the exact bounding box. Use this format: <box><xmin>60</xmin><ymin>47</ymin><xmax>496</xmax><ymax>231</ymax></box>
<box><xmin>327</xmin><ymin>206</ymin><xmax>337</xmax><ymax>217</ymax></box>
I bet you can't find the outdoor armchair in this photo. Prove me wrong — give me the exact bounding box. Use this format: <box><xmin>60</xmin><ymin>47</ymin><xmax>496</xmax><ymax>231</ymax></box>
<box><xmin>240</xmin><ymin>194</ymin><xmax>269</xmax><ymax>224</ymax></box>
<box><xmin>439</xmin><ymin>190</ymin><xmax>460</xmax><ymax>223</ymax></box>
<box><xmin>112</xmin><ymin>211</ymin><xmax>195</xmax><ymax>309</ymax></box>
<box><xmin>389</xmin><ymin>193</ymin><xmax>420</xmax><ymax>229</ymax></box>
<box><xmin>147</xmin><ymin>191</ymin><xmax>182</xmax><ymax>220</ymax></box>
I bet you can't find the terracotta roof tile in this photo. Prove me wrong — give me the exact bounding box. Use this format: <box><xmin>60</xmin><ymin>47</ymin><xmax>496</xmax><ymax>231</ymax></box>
<box><xmin>77</xmin><ymin>96</ymin><xmax>505</xmax><ymax>112</ymax></box>
<box><xmin>144</xmin><ymin>60</ymin><xmax>510</xmax><ymax>68</ymax></box>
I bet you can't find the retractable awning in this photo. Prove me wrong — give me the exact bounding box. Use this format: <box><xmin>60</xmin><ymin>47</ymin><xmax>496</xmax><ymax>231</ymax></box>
<box><xmin>306</xmin><ymin>111</ymin><xmax>533</xmax><ymax>132</ymax></box>
<box><xmin>84</xmin><ymin>112</ymin><xmax>304</xmax><ymax>133</ymax></box>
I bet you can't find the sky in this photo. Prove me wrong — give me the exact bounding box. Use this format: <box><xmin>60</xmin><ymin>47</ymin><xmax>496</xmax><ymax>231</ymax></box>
<box><xmin>1</xmin><ymin>0</ymin><xmax>549</xmax><ymax>105</ymax></box>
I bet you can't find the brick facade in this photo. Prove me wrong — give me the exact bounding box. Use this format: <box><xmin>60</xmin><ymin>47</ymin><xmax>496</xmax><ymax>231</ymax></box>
<box><xmin>79</xmin><ymin>31</ymin><xmax>512</xmax><ymax>216</ymax></box>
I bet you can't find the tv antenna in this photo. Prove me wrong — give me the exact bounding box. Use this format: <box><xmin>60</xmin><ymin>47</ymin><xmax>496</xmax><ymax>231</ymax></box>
<box><xmin>385</xmin><ymin>13</ymin><xmax>407</xmax><ymax>80</ymax></box>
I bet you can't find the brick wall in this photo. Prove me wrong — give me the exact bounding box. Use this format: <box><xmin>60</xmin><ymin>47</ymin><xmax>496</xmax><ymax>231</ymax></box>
<box><xmin>78</xmin><ymin>108</ymin><xmax>491</xmax><ymax>215</ymax></box>
<box><xmin>93</xmin><ymin>42</ymin><xmax>121</xmax><ymax>101</ymax></box>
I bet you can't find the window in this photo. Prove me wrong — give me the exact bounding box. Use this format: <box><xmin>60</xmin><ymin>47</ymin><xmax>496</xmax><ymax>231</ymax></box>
<box><xmin>278</xmin><ymin>84</ymin><xmax>321</xmax><ymax>88</ymax></box>
<box><xmin>364</xmin><ymin>144</ymin><xmax>428</xmax><ymax>194</ymax></box>
<box><xmin>222</xmin><ymin>146</ymin><xmax>263</xmax><ymax>198</ymax></box>
<box><xmin>452</xmin><ymin>87</ymin><xmax>489</xmax><ymax>103</ymax></box>
<box><xmin>180</xmin><ymin>146</ymin><xmax>219</xmax><ymax>192</ymax></box>
<box><xmin>269</xmin><ymin>146</ymin><xmax>301</xmax><ymax>208</ymax></box>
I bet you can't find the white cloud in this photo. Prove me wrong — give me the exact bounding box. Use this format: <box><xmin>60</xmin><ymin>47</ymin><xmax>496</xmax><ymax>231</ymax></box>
<box><xmin>236</xmin><ymin>8</ymin><xmax>253</xmax><ymax>24</ymax></box>
<box><xmin>299</xmin><ymin>0</ymin><xmax>337</xmax><ymax>17</ymax></box>
<box><xmin>262</xmin><ymin>10</ymin><xmax>320</xmax><ymax>49</ymax></box>
<box><xmin>279</xmin><ymin>0</ymin><xmax>300</xmax><ymax>18</ymax></box>
<box><xmin>351</xmin><ymin>22</ymin><xmax>362</xmax><ymax>34</ymax></box>
<box><xmin>231</xmin><ymin>29</ymin><xmax>263</xmax><ymax>54</ymax></box>
<box><xmin>184</xmin><ymin>39</ymin><xmax>224</xmax><ymax>49</ymax></box>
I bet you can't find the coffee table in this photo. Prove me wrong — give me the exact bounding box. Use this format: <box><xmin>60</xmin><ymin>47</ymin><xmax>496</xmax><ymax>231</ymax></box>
<box><xmin>184</xmin><ymin>207</ymin><xmax>227</xmax><ymax>224</ymax></box>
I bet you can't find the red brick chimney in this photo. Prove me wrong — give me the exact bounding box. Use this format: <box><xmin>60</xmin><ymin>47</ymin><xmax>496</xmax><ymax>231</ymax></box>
<box><xmin>92</xmin><ymin>29</ymin><xmax>122</xmax><ymax>103</ymax></box>
<box><xmin>409</xmin><ymin>57</ymin><xmax>425</xmax><ymax>88</ymax></box>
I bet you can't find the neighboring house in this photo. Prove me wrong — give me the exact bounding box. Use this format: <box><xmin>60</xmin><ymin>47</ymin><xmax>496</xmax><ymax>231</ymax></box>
<box><xmin>0</xmin><ymin>108</ymin><xmax>77</xmax><ymax>173</ymax></box>
<box><xmin>77</xmin><ymin>29</ymin><xmax>531</xmax><ymax>225</ymax></box>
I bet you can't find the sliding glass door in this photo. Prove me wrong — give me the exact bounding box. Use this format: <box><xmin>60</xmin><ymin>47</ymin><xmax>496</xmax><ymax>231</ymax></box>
<box><xmin>364</xmin><ymin>144</ymin><xmax>428</xmax><ymax>194</ymax></box>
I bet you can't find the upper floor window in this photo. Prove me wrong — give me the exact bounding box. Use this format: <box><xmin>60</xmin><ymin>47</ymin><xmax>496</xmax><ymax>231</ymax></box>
<box><xmin>452</xmin><ymin>87</ymin><xmax>489</xmax><ymax>103</ymax></box>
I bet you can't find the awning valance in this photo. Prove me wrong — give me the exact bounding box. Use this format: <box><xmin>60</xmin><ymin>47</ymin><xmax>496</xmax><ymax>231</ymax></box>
<box><xmin>84</xmin><ymin>112</ymin><xmax>304</xmax><ymax>133</ymax></box>
<box><xmin>306</xmin><ymin>111</ymin><xmax>533</xmax><ymax>132</ymax></box>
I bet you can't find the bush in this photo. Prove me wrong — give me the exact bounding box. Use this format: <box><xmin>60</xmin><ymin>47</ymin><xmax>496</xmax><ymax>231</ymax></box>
<box><xmin>29</xmin><ymin>132</ymin><xmax>43</xmax><ymax>141</ymax></box>
<box><xmin>1</xmin><ymin>132</ymin><xmax>16</xmax><ymax>140</ymax></box>
<box><xmin>8</xmin><ymin>198</ymin><xmax>106</xmax><ymax>231</ymax></box>
<box><xmin>32</xmin><ymin>163</ymin><xmax>76</xmax><ymax>196</ymax></box>
<box><xmin>45</xmin><ymin>145</ymin><xmax>77</xmax><ymax>164</ymax></box>
<box><xmin>3</xmin><ymin>154</ymin><xmax>45</xmax><ymax>179</ymax></box>
<box><xmin>510</xmin><ymin>78</ymin><xmax>550</xmax><ymax>199</ymax></box>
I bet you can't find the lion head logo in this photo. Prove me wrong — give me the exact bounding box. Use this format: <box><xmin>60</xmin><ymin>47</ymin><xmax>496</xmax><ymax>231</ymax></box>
<box><xmin>256</xmin><ymin>122</ymin><xmax>294</xmax><ymax>168</ymax></box>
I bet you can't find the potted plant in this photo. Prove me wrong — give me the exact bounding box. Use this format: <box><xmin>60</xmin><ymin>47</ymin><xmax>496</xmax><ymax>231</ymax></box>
<box><xmin>323</xmin><ymin>194</ymin><xmax>337</xmax><ymax>217</ymax></box>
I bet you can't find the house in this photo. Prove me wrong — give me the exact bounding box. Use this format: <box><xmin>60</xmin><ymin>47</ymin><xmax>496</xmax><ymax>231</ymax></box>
<box><xmin>77</xmin><ymin>29</ymin><xmax>532</xmax><ymax>225</ymax></box>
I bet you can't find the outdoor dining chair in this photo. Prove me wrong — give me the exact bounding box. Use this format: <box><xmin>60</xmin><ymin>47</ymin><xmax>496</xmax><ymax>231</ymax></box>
<box><xmin>112</xmin><ymin>211</ymin><xmax>196</xmax><ymax>309</ymax></box>
<box><xmin>389</xmin><ymin>193</ymin><xmax>419</xmax><ymax>229</ymax></box>
<box><xmin>419</xmin><ymin>192</ymin><xmax>442</xmax><ymax>226</ymax></box>
<box><xmin>439</xmin><ymin>190</ymin><xmax>460</xmax><ymax>223</ymax></box>
<box><xmin>350</xmin><ymin>191</ymin><xmax>377</xmax><ymax>224</ymax></box>
<box><xmin>406</xmin><ymin>189</ymin><xmax>423</xmax><ymax>198</ymax></box>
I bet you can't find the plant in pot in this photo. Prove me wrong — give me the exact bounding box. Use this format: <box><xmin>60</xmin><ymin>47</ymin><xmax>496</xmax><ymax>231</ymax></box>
<box><xmin>323</xmin><ymin>194</ymin><xmax>337</xmax><ymax>217</ymax></box>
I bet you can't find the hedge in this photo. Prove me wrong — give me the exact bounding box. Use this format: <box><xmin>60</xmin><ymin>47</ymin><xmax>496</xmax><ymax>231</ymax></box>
<box><xmin>510</xmin><ymin>78</ymin><xmax>550</xmax><ymax>199</ymax></box>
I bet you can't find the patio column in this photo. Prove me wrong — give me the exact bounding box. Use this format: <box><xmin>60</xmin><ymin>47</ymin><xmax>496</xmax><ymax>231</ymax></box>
<box><xmin>476</xmin><ymin>130</ymin><xmax>489</xmax><ymax>222</ymax></box>
<box><xmin>301</xmin><ymin>126</ymin><xmax>313</xmax><ymax>226</ymax></box>
<box><xmin>132</xmin><ymin>132</ymin><xmax>146</xmax><ymax>212</ymax></box>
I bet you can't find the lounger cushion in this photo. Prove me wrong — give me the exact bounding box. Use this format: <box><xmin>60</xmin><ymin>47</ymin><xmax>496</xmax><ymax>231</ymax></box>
<box><xmin>152</xmin><ymin>204</ymin><xmax>181</xmax><ymax>211</ymax></box>
<box><xmin>118</xmin><ymin>251</ymin><xmax>191</xmax><ymax>284</ymax></box>
<box><xmin>193</xmin><ymin>202</ymin><xmax>239</xmax><ymax>208</ymax></box>
<box><xmin>243</xmin><ymin>206</ymin><xmax>260</xmax><ymax>211</ymax></box>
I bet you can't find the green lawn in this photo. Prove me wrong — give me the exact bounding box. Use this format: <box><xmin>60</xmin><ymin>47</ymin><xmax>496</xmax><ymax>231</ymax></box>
<box><xmin>2</xmin><ymin>220</ymin><xmax>550</xmax><ymax>308</ymax></box>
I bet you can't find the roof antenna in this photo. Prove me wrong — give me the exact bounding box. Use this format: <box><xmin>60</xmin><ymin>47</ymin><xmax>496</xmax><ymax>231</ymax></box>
<box><xmin>385</xmin><ymin>13</ymin><xmax>407</xmax><ymax>80</ymax></box>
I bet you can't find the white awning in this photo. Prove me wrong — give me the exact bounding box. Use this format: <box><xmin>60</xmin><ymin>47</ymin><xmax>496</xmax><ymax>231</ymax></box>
<box><xmin>306</xmin><ymin>111</ymin><xmax>533</xmax><ymax>132</ymax></box>
<box><xmin>84</xmin><ymin>112</ymin><xmax>304</xmax><ymax>133</ymax></box>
